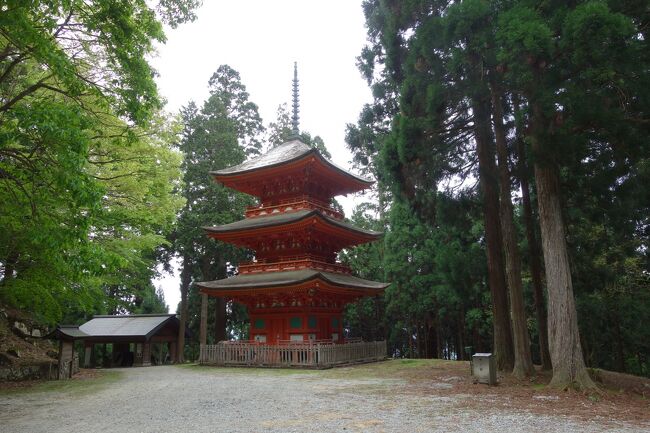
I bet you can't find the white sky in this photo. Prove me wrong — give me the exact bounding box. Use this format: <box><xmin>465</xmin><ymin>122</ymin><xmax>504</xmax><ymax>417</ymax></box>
<box><xmin>151</xmin><ymin>0</ymin><xmax>374</xmax><ymax>312</ymax></box>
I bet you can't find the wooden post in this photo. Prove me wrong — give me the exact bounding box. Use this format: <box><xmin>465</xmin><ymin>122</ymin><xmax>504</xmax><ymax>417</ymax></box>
<box><xmin>142</xmin><ymin>342</ymin><xmax>151</xmax><ymax>367</ymax></box>
<box><xmin>169</xmin><ymin>341</ymin><xmax>177</xmax><ymax>364</ymax></box>
<box><xmin>84</xmin><ymin>342</ymin><xmax>92</xmax><ymax>368</ymax></box>
<box><xmin>134</xmin><ymin>343</ymin><xmax>143</xmax><ymax>366</ymax></box>
<box><xmin>200</xmin><ymin>293</ymin><xmax>208</xmax><ymax>348</ymax></box>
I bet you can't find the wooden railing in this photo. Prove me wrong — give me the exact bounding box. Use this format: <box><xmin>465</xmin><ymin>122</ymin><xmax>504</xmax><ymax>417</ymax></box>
<box><xmin>199</xmin><ymin>340</ymin><xmax>387</xmax><ymax>368</ymax></box>
<box><xmin>245</xmin><ymin>196</ymin><xmax>343</xmax><ymax>220</ymax></box>
<box><xmin>239</xmin><ymin>256</ymin><xmax>351</xmax><ymax>274</ymax></box>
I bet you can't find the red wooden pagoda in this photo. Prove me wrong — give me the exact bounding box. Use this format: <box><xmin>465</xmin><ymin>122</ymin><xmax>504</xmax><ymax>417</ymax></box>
<box><xmin>196</xmin><ymin>138</ymin><xmax>388</xmax><ymax>344</ymax></box>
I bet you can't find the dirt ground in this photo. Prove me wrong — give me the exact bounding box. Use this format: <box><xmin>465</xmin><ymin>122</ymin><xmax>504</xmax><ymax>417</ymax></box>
<box><xmin>0</xmin><ymin>359</ymin><xmax>648</xmax><ymax>433</ymax></box>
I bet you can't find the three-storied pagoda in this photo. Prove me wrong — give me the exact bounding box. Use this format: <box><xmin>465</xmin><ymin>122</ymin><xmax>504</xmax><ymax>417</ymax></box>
<box><xmin>197</xmin><ymin>65</ymin><xmax>388</xmax><ymax>346</ymax></box>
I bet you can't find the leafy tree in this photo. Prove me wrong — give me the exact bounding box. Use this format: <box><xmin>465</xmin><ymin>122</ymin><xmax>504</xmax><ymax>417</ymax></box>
<box><xmin>174</xmin><ymin>66</ymin><xmax>263</xmax><ymax>361</ymax></box>
<box><xmin>495</xmin><ymin>0</ymin><xmax>648</xmax><ymax>388</ymax></box>
<box><xmin>352</xmin><ymin>0</ymin><xmax>649</xmax><ymax>387</ymax></box>
<box><xmin>0</xmin><ymin>0</ymin><xmax>195</xmax><ymax>324</ymax></box>
<box><xmin>340</xmin><ymin>202</ymin><xmax>387</xmax><ymax>342</ymax></box>
<box><xmin>266</xmin><ymin>103</ymin><xmax>332</xmax><ymax>158</ymax></box>
<box><xmin>0</xmin><ymin>0</ymin><xmax>199</xmax><ymax>124</ymax></box>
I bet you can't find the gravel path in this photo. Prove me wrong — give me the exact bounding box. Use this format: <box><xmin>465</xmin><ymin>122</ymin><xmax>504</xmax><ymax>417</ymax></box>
<box><xmin>0</xmin><ymin>364</ymin><xmax>645</xmax><ymax>433</ymax></box>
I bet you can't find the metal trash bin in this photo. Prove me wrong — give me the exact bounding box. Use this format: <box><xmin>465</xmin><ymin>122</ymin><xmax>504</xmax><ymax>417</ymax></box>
<box><xmin>472</xmin><ymin>352</ymin><xmax>497</xmax><ymax>385</ymax></box>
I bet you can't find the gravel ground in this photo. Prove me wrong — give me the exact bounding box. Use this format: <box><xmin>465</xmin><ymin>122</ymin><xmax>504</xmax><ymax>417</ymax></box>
<box><xmin>0</xmin><ymin>364</ymin><xmax>646</xmax><ymax>433</ymax></box>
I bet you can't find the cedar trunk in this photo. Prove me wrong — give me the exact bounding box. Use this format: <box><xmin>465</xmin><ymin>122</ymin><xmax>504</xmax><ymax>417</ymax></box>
<box><xmin>530</xmin><ymin>103</ymin><xmax>595</xmax><ymax>389</ymax></box>
<box><xmin>472</xmin><ymin>88</ymin><xmax>515</xmax><ymax>371</ymax></box>
<box><xmin>176</xmin><ymin>257</ymin><xmax>191</xmax><ymax>363</ymax></box>
<box><xmin>214</xmin><ymin>297</ymin><xmax>227</xmax><ymax>343</ymax></box>
<box><xmin>201</xmin><ymin>255</ymin><xmax>227</xmax><ymax>343</ymax></box>
<box><xmin>514</xmin><ymin>126</ymin><xmax>552</xmax><ymax>370</ymax></box>
<box><xmin>491</xmin><ymin>88</ymin><xmax>534</xmax><ymax>378</ymax></box>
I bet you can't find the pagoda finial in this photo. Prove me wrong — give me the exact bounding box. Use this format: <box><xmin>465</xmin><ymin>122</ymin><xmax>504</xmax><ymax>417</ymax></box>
<box><xmin>291</xmin><ymin>62</ymin><xmax>300</xmax><ymax>138</ymax></box>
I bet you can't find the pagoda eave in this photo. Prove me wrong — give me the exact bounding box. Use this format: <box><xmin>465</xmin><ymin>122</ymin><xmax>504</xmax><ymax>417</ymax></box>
<box><xmin>210</xmin><ymin>141</ymin><xmax>372</xmax><ymax>198</ymax></box>
<box><xmin>196</xmin><ymin>269</ymin><xmax>388</xmax><ymax>295</ymax></box>
<box><xmin>203</xmin><ymin>210</ymin><xmax>381</xmax><ymax>246</ymax></box>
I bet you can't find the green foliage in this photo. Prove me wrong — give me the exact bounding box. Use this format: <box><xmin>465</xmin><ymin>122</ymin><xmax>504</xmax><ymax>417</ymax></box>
<box><xmin>0</xmin><ymin>0</ymin><xmax>196</xmax><ymax>324</ymax></box>
<box><xmin>174</xmin><ymin>65</ymin><xmax>263</xmax><ymax>350</ymax></box>
<box><xmin>266</xmin><ymin>103</ymin><xmax>332</xmax><ymax>158</ymax></box>
<box><xmin>350</xmin><ymin>0</ymin><xmax>649</xmax><ymax>376</ymax></box>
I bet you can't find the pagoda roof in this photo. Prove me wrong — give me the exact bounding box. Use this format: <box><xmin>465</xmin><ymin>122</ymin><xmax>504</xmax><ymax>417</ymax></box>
<box><xmin>210</xmin><ymin>139</ymin><xmax>372</xmax><ymax>196</ymax></box>
<box><xmin>203</xmin><ymin>209</ymin><xmax>381</xmax><ymax>240</ymax></box>
<box><xmin>197</xmin><ymin>269</ymin><xmax>389</xmax><ymax>292</ymax></box>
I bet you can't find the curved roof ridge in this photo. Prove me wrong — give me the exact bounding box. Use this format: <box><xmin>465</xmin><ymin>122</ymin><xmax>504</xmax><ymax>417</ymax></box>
<box><xmin>211</xmin><ymin>138</ymin><xmax>372</xmax><ymax>184</ymax></box>
<box><xmin>197</xmin><ymin>268</ymin><xmax>389</xmax><ymax>291</ymax></box>
<box><xmin>203</xmin><ymin>208</ymin><xmax>382</xmax><ymax>237</ymax></box>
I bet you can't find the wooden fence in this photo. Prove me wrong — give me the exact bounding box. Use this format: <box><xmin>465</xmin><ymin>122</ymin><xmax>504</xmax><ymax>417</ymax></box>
<box><xmin>200</xmin><ymin>340</ymin><xmax>387</xmax><ymax>368</ymax></box>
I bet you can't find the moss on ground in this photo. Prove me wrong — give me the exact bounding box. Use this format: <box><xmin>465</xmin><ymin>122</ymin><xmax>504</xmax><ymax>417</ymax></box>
<box><xmin>176</xmin><ymin>362</ymin><xmax>319</xmax><ymax>377</ymax></box>
<box><xmin>0</xmin><ymin>370</ymin><xmax>122</xmax><ymax>396</ymax></box>
<box><xmin>178</xmin><ymin>358</ymin><xmax>457</xmax><ymax>381</ymax></box>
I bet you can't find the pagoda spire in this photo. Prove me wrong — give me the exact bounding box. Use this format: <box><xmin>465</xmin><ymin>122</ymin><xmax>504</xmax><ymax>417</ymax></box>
<box><xmin>291</xmin><ymin>62</ymin><xmax>300</xmax><ymax>138</ymax></box>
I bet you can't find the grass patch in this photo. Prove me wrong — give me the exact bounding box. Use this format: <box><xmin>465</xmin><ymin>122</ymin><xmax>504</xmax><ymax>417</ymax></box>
<box><xmin>175</xmin><ymin>363</ymin><xmax>320</xmax><ymax>377</ymax></box>
<box><xmin>0</xmin><ymin>370</ymin><xmax>122</xmax><ymax>396</ymax></box>
<box><xmin>175</xmin><ymin>359</ymin><xmax>456</xmax><ymax>381</ymax></box>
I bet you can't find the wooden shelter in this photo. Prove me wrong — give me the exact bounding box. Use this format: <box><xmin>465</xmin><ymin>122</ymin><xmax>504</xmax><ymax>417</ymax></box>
<box><xmin>52</xmin><ymin>314</ymin><xmax>182</xmax><ymax>369</ymax></box>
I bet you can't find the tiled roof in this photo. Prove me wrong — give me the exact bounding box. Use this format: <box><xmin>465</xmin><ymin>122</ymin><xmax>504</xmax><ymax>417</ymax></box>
<box><xmin>78</xmin><ymin>314</ymin><xmax>177</xmax><ymax>339</ymax></box>
<box><xmin>211</xmin><ymin>139</ymin><xmax>371</xmax><ymax>184</ymax></box>
<box><xmin>197</xmin><ymin>269</ymin><xmax>389</xmax><ymax>291</ymax></box>
<box><xmin>204</xmin><ymin>209</ymin><xmax>381</xmax><ymax>237</ymax></box>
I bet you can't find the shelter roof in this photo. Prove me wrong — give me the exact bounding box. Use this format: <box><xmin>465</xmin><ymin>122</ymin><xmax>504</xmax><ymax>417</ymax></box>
<box><xmin>78</xmin><ymin>314</ymin><xmax>178</xmax><ymax>340</ymax></box>
<box><xmin>47</xmin><ymin>325</ymin><xmax>90</xmax><ymax>340</ymax></box>
<box><xmin>210</xmin><ymin>139</ymin><xmax>372</xmax><ymax>196</ymax></box>
<box><xmin>203</xmin><ymin>209</ymin><xmax>381</xmax><ymax>238</ymax></box>
<box><xmin>197</xmin><ymin>269</ymin><xmax>389</xmax><ymax>292</ymax></box>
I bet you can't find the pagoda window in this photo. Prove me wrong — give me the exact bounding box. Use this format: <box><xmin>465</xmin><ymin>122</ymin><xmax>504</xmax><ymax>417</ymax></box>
<box><xmin>307</xmin><ymin>316</ymin><xmax>317</xmax><ymax>329</ymax></box>
<box><xmin>254</xmin><ymin>319</ymin><xmax>265</xmax><ymax>329</ymax></box>
<box><xmin>332</xmin><ymin>317</ymin><xmax>340</xmax><ymax>328</ymax></box>
<box><xmin>290</xmin><ymin>334</ymin><xmax>304</xmax><ymax>342</ymax></box>
<box><xmin>289</xmin><ymin>317</ymin><xmax>302</xmax><ymax>329</ymax></box>
<box><xmin>254</xmin><ymin>335</ymin><xmax>267</xmax><ymax>343</ymax></box>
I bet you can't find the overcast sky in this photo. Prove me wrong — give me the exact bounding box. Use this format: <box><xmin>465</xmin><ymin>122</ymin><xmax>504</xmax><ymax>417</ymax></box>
<box><xmin>151</xmin><ymin>0</ymin><xmax>373</xmax><ymax>312</ymax></box>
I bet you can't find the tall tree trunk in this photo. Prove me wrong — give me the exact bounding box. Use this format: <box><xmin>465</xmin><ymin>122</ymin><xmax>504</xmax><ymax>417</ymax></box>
<box><xmin>177</xmin><ymin>256</ymin><xmax>191</xmax><ymax>363</ymax></box>
<box><xmin>214</xmin><ymin>298</ymin><xmax>227</xmax><ymax>342</ymax></box>
<box><xmin>423</xmin><ymin>322</ymin><xmax>429</xmax><ymax>358</ymax></box>
<box><xmin>513</xmin><ymin>102</ymin><xmax>552</xmax><ymax>370</ymax></box>
<box><xmin>457</xmin><ymin>308</ymin><xmax>465</xmax><ymax>361</ymax></box>
<box><xmin>205</xmin><ymin>255</ymin><xmax>227</xmax><ymax>343</ymax></box>
<box><xmin>408</xmin><ymin>323</ymin><xmax>414</xmax><ymax>358</ymax></box>
<box><xmin>613</xmin><ymin>313</ymin><xmax>626</xmax><ymax>373</ymax></box>
<box><xmin>471</xmin><ymin>84</ymin><xmax>515</xmax><ymax>371</ymax></box>
<box><xmin>530</xmin><ymin>102</ymin><xmax>595</xmax><ymax>389</ymax></box>
<box><xmin>435</xmin><ymin>313</ymin><xmax>443</xmax><ymax>359</ymax></box>
<box><xmin>491</xmin><ymin>87</ymin><xmax>534</xmax><ymax>378</ymax></box>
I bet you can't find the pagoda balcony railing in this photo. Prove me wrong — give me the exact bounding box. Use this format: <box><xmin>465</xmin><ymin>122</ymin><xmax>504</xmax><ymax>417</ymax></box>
<box><xmin>199</xmin><ymin>340</ymin><xmax>387</xmax><ymax>368</ymax></box>
<box><xmin>245</xmin><ymin>195</ymin><xmax>343</xmax><ymax>220</ymax></box>
<box><xmin>239</xmin><ymin>255</ymin><xmax>351</xmax><ymax>274</ymax></box>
